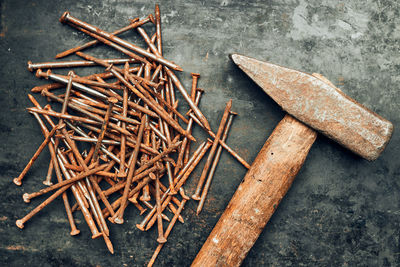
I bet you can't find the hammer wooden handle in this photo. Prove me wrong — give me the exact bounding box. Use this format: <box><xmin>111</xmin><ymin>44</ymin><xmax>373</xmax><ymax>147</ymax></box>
<box><xmin>192</xmin><ymin>115</ymin><xmax>317</xmax><ymax>267</ymax></box>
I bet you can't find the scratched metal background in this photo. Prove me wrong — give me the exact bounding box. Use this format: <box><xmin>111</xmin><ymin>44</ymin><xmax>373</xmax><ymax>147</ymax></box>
<box><xmin>0</xmin><ymin>0</ymin><xmax>399</xmax><ymax>266</ymax></box>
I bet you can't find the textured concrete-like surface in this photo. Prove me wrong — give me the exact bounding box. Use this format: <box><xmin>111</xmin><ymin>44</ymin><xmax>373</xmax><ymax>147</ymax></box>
<box><xmin>0</xmin><ymin>0</ymin><xmax>399</xmax><ymax>266</ymax></box>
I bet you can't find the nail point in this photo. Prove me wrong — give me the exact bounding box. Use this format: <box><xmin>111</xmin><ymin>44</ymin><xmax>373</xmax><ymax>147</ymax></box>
<box><xmin>149</xmin><ymin>14</ymin><xmax>155</xmax><ymax>24</ymax></box>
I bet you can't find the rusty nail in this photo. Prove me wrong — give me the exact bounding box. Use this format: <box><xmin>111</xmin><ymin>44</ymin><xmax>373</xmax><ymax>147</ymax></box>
<box><xmin>192</xmin><ymin>100</ymin><xmax>232</xmax><ymax>200</ymax></box>
<box><xmin>16</xmin><ymin>184</ymin><xmax>72</xmax><ymax>229</ymax></box>
<box><xmin>196</xmin><ymin>112</ymin><xmax>236</xmax><ymax>214</ymax></box>
<box><xmin>142</xmin><ymin>200</ymin><xmax>170</xmax><ymax>222</ymax></box>
<box><xmin>43</xmin><ymin>160</ymin><xmax>54</xmax><ymax>186</ymax></box>
<box><xmin>113</xmin><ymin>115</ymin><xmax>146</xmax><ymax>224</ymax></box>
<box><xmin>28</xmin><ymin>58</ymin><xmax>139</xmax><ymax>72</ymax></box>
<box><xmin>155</xmin><ymin>4</ymin><xmax>162</xmax><ymax>55</ymax></box>
<box><xmin>175</xmin><ymin>89</ymin><xmax>204</xmax><ymax>174</ymax></box>
<box><xmin>154</xmin><ymin>173</ymin><xmax>167</xmax><ymax>244</ymax></box>
<box><xmin>147</xmin><ymin>199</ymin><xmax>187</xmax><ymax>267</ymax></box>
<box><xmin>13</xmin><ymin>123</ymin><xmax>64</xmax><ymax>186</ymax></box>
<box><xmin>56</xmin><ymin>14</ymin><xmax>155</xmax><ymax>59</ymax></box>
<box><xmin>92</xmin><ymin>97</ymin><xmax>118</xmax><ymax>162</ymax></box>
<box><xmin>190</xmin><ymin>73</ymin><xmax>200</xmax><ymax>101</ymax></box>
<box><xmin>60</xmin><ymin>12</ymin><xmax>182</xmax><ymax>71</ymax></box>
<box><xmin>164</xmin><ymin>67</ymin><xmax>211</xmax><ymax>131</ymax></box>
<box><xmin>189</xmin><ymin>112</ymin><xmax>251</xmax><ymax>169</ymax></box>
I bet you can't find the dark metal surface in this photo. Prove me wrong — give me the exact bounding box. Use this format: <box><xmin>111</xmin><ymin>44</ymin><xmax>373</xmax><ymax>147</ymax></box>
<box><xmin>0</xmin><ymin>0</ymin><xmax>399</xmax><ymax>266</ymax></box>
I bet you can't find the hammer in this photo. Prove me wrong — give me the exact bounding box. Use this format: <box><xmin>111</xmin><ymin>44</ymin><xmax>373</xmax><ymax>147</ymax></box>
<box><xmin>191</xmin><ymin>54</ymin><xmax>393</xmax><ymax>266</ymax></box>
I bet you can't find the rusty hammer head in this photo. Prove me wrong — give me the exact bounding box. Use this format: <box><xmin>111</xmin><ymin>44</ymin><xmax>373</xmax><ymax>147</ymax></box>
<box><xmin>230</xmin><ymin>54</ymin><xmax>393</xmax><ymax>161</ymax></box>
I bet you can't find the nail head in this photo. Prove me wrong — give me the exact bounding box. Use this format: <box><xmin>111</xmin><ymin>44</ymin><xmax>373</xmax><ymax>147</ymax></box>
<box><xmin>59</xmin><ymin>11</ymin><xmax>70</xmax><ymax>24</ymax></box>
<box><xmin>16</xmin><ymin>220</ymin><xmax>24</xmax><ymax>229</ymax></box>
<box><xmin>22</xmin><ymin>193</ymin><xmax>30</xmax><ymax>203</ymax></box>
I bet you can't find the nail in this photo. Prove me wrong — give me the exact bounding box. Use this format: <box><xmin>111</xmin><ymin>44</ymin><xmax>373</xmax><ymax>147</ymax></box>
<box><xmin>196</xmin><ymin>112</ymin><xmax>236</xmax><ymax>215</ymax></box>
<box><xmin>75</xmin><ymin>52</ymin><xmax>194</xmax><ymax>141</ymax></box>
<box><xmin>30</xmin><ymin>67</ymin><xmax>139</xmax><ymax>93</ymax></box>
<box><xmin>164</xmin><ymin>67</ymin><xmax>211</xmax><ymax>131</ymax></box>
<box><xmin>119</xmin><ymin>66</ymin><xmax>129</xmax><ymax>175</ymax></box>
<box><xmin>192</xmin><ymin>99</ymin><xmax>232</xmax><ymax>200</ymax></box>
<box><xmin>43</xmin><ymin>159</ymin><xmax>54</xmax><ymax>186</ymax></box>
<box><xmin>28</xmin><ymin>58</ymin><xmax>139</xmax><ymax>72</ymax></box>
<box><xmin>66</xmin><ymin>75</ymin><xmax>124</xmax><ymax>90</ymax></box>
<box><xmin>38</xmin><ymin>88</ymin><xmax>132</xmax><ymax>136</ymax></box>
<box><xmin>175</xmin><ymin>89</ymin><xmax>203</xmax><ymax>174</ymax></box>
<box><xmin>66</xmin><ymin>122</ymin><xmax>129</xmax><ymax>166</ymax></box>
<box><xmin>13</xmin><ymin>123</ymin><xmax>64</xmax><ymax>186</ymax></box>
<box><xmin>33</xmin><ymin>127</ymin><xmax>78</xmax><ymax>237</ymax></box>
<box><xmin>142</xmin><ymin>200</ymin><xmax>170</xmax><ymax>222</ymax></box>
<box><xmin>154</xmin><ymin>173</ymin><xmax>167</xmax><ymax>244</ymax></box>
<box><xmin>147</xmin><ymin>199</ymin><xmax>186</xmax><ymax>267</ymax></box>
<box><xmin>137</xmin><ymin>27</ymin><xmax>162</xmax><ymax>57</ymax></box>
<box><xmin>190</xmin><ymin>73</ymin><xmax>200</xmax><ymax>101</ymax></box>
<box><xmin>67</xmin><ymin>23</ymin><xmax>150</xmax><ymax>65</ymax></box>
<box><xmin>149</xmin><ymin>123</ymin><xmax>168</xmax><ymax>144</ymax></box>
<box><xmin>92</xmin><ymin>97</ymin><xmax>118</xmax><ymax>162</ymax></box>
<box><xmin>156</xmin><ymin>181</ymin><xmax>183</xmax><ymax>213</ymax></box>
<box><xmin>27</xmin><ymin>107</ymin><xmax>101</xmax><ymax>126</ymax></box>
<box><xmin>140</xmin><ymin>183</ymin><xmax>151</xmax><ymax>202</ymax></box>
<box><xmin>60</xmin><ymin>126</ymin><xmax>110</xmax><ymax>238</ymax></box>
<box><xmin>16</xmin><ymin>183</ymin><xmax>72</xmax><ymax>229</ymax></box>
<box><xmin>55</xmin><ymin>135</ymin><xmax>120</xmax><ymax>146</ymax></box>
<box><xmin>114</xmin><ymin>115</ymin><xmax>146</xmax><ymax>224</ymax></box>
<box><xmin>60</xmin><ymin>12</ymin><xmax>182</xmax><ymax>71</ymax></box>
<box><xmin>22</xmin><ymin>164</ymin><xmax>107</xmax><ymax>203</ymax></box>
<box><xmin>189</xmin><ymin>112</ymin><xmax>251</xmax><ymax>169</ymax></box>
<box><xmin>56</xmin><ymin>14</ymin><xmax>154</xmax><ymax>58</ymax></box>
<box><xmin>132</xmin><ymin>202</ymin><xmax>147</xmax><ymax>215</ymax></box>
<box><xmin>76</xmin><ymin>122</ymin><xmax>159</xmax><ymax>156</ymax></box>
<box><xmin>144</xmin><ymin>195</ymin><xmax>173</xmax><ymax>231</ymax></box>
<box><xmin>174</xmin><ymin>141</ymin><xmax>212</xmax><ymax>193</ymax></box>
<box><xmin>168</xmin><ymin>77</ymin><xmax>177</xmax><ymax>117</ymax></box>
<box><xmin>36</xmin><ymin>68</ymin><xmax>109</xmax><ymax>100</ymax></box>
<box><xmin>155</xmin><ymin>4</ymin><xmax>162</xmax><ymax>55</ymax></box>
<box><xmin>137</xmin><ymin>187</ymin><xmax>169</xmax><ymax>231</ymax></box>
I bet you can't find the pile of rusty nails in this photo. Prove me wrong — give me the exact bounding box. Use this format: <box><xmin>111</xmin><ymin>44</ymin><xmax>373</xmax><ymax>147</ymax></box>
<box><xmin>14</xmin><ymin>5</ymin><xmax>250</xmax><ymax>265</ymax></box>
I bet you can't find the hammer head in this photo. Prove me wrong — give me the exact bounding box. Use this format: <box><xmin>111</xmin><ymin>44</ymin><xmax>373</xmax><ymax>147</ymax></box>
<box><xmin>231</xmin><ymin>54</ymin><xmax>393</xmax><ymax>161</ymax></box>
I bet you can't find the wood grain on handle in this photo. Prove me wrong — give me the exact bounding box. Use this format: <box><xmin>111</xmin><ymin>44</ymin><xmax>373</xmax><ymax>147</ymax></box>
<box><xmin>191</xmin><ymin>115</ymin><xmax>317</xmax><ymax>267</ymax></box>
